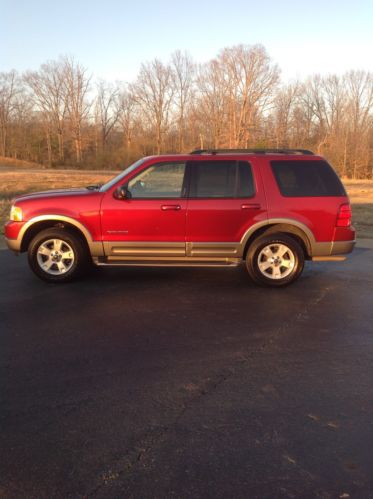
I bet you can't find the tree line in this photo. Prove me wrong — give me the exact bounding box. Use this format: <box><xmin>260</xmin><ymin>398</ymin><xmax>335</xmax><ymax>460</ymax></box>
<box><xmin>0</xmin><ymin>45</ymin><xmax>372</xmax><ymax>178</ymax></box>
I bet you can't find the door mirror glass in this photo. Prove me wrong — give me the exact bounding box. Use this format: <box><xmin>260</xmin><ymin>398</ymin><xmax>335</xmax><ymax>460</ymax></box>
<box><xmin>114</xmin><ymin>185</ymin><xmax>131</xmax><ymax>200</ymax></box>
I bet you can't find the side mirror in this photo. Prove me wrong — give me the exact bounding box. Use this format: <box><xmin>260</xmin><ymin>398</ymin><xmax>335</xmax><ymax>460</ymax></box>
<box><xmin>114</xmin><ymin>185</ymin><xmax>131</xmax><ymax>200</ymax></box>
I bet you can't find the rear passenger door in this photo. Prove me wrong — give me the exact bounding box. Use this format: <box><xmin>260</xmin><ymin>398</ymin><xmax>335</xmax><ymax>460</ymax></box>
<box><xmin>185</xmin><ymin>159</ymin><xmax>267</xmax><ymax>254</ymax></box>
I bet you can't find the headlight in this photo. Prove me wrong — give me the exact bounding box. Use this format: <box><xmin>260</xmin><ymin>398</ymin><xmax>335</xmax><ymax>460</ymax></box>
<box><xmin>10</xmin><ymin>205</ymin><xmax>23</xmax><ymax>222</ymax></box>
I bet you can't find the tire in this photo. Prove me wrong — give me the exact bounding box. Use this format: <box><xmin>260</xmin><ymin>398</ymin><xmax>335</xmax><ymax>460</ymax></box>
<box><xmin>245</xmin><ymin>233</ymin><xmax>305</xmax><ymax>287</ymax></box>
<box><xmin>28</xmin><ymin>228</ymin><xmax>87</xmax><ymax>283</ymax></box>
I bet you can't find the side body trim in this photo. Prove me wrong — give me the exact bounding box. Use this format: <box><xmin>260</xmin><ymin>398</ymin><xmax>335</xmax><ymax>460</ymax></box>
<box><xmin>12</xmin><ymin>216</ymin><xmax>355</xmax><ymax>263</ymax></box>
<box><xmin>100</xmin><ymin>219</ymin><xmax>338</xmax><ymax>260</ymax></box>
<box><xmin>102</xmin><ymin>219</ymin><xmax>316</xmax><ymax>259</ymax></box>
<box><xmin>102</xmin><ymin>241</ymin><xmax>185</xmax><ymax>257</ymax></box>
<box><xmin>186</xmin><ymin>242</ymin><xmax>240</xmax><ymax>257</ymax></box>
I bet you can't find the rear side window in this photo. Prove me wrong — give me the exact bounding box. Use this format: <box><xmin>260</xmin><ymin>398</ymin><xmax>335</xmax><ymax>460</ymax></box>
<box><xmin>271</xmin><ymin>160</ymin><xmax>346</xmax><ymax>197</ymax></box>
<box><xmin>188</xmin><ymin>160</ymin><xmax>255</xmax><ymax>198</ymax></box>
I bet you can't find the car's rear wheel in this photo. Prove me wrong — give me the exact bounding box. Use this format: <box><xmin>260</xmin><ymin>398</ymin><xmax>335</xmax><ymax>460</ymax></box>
<box><xmin>246</xmin><ymin>233</ymin><xmax>305</xmax><ymax>287</ymax></box>
<box><xmin>28</xmin><ymin>228</ymin><xmax>86</xmax><ymax>282</ymax></box>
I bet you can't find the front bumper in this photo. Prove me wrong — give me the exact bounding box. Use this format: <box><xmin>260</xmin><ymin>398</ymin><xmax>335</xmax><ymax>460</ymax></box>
<box><xmin>5</xmin><ymin>237</ymin><xmax>21</xmax><ymax>252</ymax></box>
<box><xmin>4</xmin><ymin>221</ymin><xmax>25</xmax><ymax>253</ymax></box>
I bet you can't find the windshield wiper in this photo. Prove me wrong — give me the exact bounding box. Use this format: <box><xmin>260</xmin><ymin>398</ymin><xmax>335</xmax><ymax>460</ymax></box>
<box><xmin>86</xmin><ymin>184</ymin><xmax>103</xmax><ymax>191</ymax></box>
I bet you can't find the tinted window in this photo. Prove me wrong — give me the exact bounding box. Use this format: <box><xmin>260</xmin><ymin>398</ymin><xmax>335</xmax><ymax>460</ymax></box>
<box><xmin>128</xmin><ymin>162</ymin><xmax>186</xmax><ymax>198</ymax></box>
<box><xmin>271</xmin><ymin>160</ymin><xmax>346</xmax><ymax>197</ymax></box>
<box><xmin>188</xmin><ymin>160</ymin><xmax>255</xmax><ymax>198</ymax></box>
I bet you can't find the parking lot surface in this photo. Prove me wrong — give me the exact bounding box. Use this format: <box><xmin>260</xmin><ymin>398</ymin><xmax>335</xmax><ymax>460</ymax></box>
<box><xmin>1</xmin><ymin>241</ymin><xmax>373</xmax><ymax>498</ymax></box>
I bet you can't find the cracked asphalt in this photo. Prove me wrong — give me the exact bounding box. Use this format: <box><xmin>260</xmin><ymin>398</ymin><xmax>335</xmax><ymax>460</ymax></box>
<box><xmin>1</xmin><ymin>240</ymin><xmax>373</xmax><ymax>499</ymax></box>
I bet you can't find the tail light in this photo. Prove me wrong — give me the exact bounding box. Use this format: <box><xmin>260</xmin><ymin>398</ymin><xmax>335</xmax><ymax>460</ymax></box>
<box><xmin>336</xmin><ymin>203</ymin><xmax>352</xmax><ymax>227</ymax></box>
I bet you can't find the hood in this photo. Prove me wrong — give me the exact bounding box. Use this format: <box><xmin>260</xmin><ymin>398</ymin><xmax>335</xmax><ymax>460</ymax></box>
<box><xmin>14</xmin><ymin>187</ymin><xmax>100</xmax><ymax>203</ymax></box>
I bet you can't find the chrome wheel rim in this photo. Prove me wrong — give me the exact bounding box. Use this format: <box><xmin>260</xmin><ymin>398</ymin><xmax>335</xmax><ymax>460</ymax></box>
<box><xmin>257</xmin><ymin>243</ymin><xmax>295</xmax><ymax>280</ymax></box>
<box><xmin>36</xmin><ymin>239</ymin><xmax>75</xmax><ymax>275</ymax></box>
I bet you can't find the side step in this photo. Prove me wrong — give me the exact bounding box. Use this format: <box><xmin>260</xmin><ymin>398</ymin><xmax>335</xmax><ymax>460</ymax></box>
<box><xmin>311</xmin><ymin>256</ymin><xmax>346</xmax><ymax>261</ymax></box>
<box><xmin>94</xmin><ymin>257</ymin><xmax>241</xmax><ymax>268</ymax></box>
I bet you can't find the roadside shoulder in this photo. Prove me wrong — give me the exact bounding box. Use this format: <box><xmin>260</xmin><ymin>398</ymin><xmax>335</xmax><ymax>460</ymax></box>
<box><xmin>0</xmin><ymin>237</ymin><xmax>7</xmax><ymax>250</ymax></box>
<box><xmin>357</xmin><ymin>238</ymin><xmax>373</xmax><ymax>249</ymax></box>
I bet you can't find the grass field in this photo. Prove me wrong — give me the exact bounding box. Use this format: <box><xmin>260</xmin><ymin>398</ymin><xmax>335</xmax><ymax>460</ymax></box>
<box><xmin>0</xmin><ymin>168</ymin><xmax>372</xmax><ymax>239</ymax></box>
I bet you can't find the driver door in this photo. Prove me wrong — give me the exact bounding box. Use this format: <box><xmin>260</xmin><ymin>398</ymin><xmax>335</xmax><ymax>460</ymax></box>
<box><xmin>101</xmin><ymin>161</ymin><xmax>187</xmax><ymax>258</ymax></box>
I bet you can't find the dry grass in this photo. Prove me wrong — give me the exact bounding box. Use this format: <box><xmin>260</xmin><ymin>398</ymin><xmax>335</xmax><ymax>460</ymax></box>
<box><xmin>0</xmin><ymin>169</ymin><xmax>372</xmax><ymax>239</ymax></box>
<box><xmin>0</xmin><ymin>156</ymin><xmax>45</xmax><ymax>169</ymax></box>
<box><xmin>344</xmin><ymin>180</ymin><xmax>373</xmax><ymax>239</ymax></box>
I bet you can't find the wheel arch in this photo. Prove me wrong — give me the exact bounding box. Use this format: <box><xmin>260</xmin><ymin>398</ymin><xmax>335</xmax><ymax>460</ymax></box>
<box><xmin>19</xmin><ymin>215</ymin><xmax>103</xmax><ymax>256</ymax></box>
<box><xmin>241</xmin><ymin>219</ymin><xmax>314</xmax><ymax>259</ymax></box>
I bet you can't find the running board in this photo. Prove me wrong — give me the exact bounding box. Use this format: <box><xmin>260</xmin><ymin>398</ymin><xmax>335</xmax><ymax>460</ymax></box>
<box><xmin>311</xmin><ymin>256</ymin><xmax>347</xmax><ymax>261</ymax></box>
<box><xmin>94</xmin><ymin>257</ymin><xmax>241</xmax><ymax>268</ymax></box>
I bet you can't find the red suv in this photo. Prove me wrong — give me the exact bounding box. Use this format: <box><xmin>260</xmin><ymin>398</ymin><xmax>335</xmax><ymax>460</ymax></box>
<box><xmin>5</xmin><ymin>149</ymin><xmax>355</xmax><ymax>286</ymax></box>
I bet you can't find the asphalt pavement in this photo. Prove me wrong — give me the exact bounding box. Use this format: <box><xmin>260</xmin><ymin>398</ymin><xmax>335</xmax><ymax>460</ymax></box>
<box><xmin>1</xmin><ymin>240</ymin><xmax>373</xmax><ymax>498</ymax></box>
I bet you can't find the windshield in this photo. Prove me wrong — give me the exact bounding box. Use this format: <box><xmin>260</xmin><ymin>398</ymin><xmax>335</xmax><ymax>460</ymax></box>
<box><xmin>99</xmin><ymin>158</ymin><xmax>147</xmax><ymax>192</ymax></box>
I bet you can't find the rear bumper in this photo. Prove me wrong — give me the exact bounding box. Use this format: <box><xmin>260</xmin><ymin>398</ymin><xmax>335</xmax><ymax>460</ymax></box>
<box><xmin>311</xmin><ymin>239</ymin><xmax>355</xmax><ymax>261</ymax></box>
<box><xmin>331</xmin><ymin>240</ymin><xmax>355</xmax><ymax>255</ymax></box>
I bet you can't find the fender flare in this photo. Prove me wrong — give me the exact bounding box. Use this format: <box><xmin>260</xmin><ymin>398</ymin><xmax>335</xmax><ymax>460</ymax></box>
<box><xmin>240</xmin><ymin>218</ymin><xmax>316</xmax><ymax>256</ymax></box>
<box><xmin>18</xmin><ymin>215</ymin><xmax>104</xmax><ymax>256</ymax></box>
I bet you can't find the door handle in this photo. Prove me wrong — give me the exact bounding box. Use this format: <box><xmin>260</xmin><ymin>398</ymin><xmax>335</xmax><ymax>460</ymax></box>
<box><xmin>161</xmin><ymin>204</ymin><xmax>181</xmax><ymax>211</ymax></box>
<box><xmin>241</xmin><ymin>203</ymin><xmax>261</xmax><ymax>210</ymax></box>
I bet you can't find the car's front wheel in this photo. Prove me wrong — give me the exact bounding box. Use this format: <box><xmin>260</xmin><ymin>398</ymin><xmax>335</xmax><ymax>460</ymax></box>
<box><xmin>28</xmin><ymin>228</ymin><xmax>86</xmax><ymax>282</ymax></box>
<box><xmin>246</xmin><ymin>233</ymin><xmax>305</xmax><ymax>287</ymax></box>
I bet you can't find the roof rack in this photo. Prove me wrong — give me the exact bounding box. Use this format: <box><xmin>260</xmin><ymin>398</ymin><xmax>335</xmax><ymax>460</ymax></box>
<box><xmin>190</xmin><ymin>148</ymin><xmax>314</xmax><ymax>156</ymax></box>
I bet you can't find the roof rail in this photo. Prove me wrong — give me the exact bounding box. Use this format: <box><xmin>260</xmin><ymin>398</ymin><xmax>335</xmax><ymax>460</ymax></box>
<box><xmin>190</xmin><ymin>148</ymin><xmax>314</xmax><ymax>156</ymax></box>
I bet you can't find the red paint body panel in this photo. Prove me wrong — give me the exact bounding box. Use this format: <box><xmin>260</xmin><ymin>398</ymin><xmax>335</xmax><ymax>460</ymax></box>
<box><xmin>333</xmin><ymin>226</ymin><xmax>356</xmax><ymax>241</ymax></box>
<box><xmin>258</xmin><ymin>157</ymin><xmax>355</xmax><ymax>242</ymax></box>
<box><xmin>185</xmin><ymin>199</ymin><xmax>267</xmax><ymax>242</ymax></box>
<box><xmin>185</xmin><ymin>159</ymin><xmax>267</xmax><ymax>242</ymax></box>
<box><xmin>4</xmin><ymin>153</ymin><xmax>356</xmax><ymax>253</ymax></box>
<box><xmin>100</xmin><ymin>197</ymin><xmax>187</xmax><ymax>242</ymax></box>
<box><xmin>5</xmin><ymin>189</ymin><xmax>103</xmax><ymax>241</ymax></box>
<box><xmin>101</xmin><ymin>156</ymin><xmax>188</xmax><ymax>242</ymax></box>
<box><xmin>4</xmin><ymin>221</ymin><xmax>25</xmax><ymax>240</ymax></box>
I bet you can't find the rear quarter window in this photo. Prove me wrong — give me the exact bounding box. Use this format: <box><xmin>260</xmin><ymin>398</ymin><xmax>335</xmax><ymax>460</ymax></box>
<box><xmin>271</xmin><ymin>160</ymin><xmax>346</xmax><ymax>197</ymax></box>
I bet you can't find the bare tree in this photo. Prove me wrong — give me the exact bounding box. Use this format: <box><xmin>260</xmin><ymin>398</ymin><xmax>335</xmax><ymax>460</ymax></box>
<box><xmin>171</xmin><ymin>51</ymin><xmax>195</xmax><ymax>152</ymax></box>
<box><xmin>195</xmin><ymin>59</ymin><xmax>228</xmax><ymax>148</ymax></box>
<box><xmin>296</xmin><ymin>72</ymin><xmax>372</xmax><ymax>177</ymax></box>
<box><xmin>62</xmin><ymin>57</ymin><xmax>91</xmax><ymax>163</ymax></box>
<box><xmin>0</xmin><ymin>47</ymin><xmax>371</xmax><ymax>177</ymax></box>
<box><xmin>95</xmin><ymin>80</ymin><xmax>119</xmax><ymax>151</ymax></box>
<box><xmin>0</xmin><ymin>70</ymin><xmax>19</xmax><ymax>157</ymax></box>
<box><xmin>24</xmin><ymin>60</ymin><xmax>68</xmax><ymax>163</ymax></box>
<box><xmin>273</xmin><ymin>83</ymin><xmax>299</xmax><ymax>148</ymax></box>
<box><xmin>131</xmin><ymin>59</ymin><xmax>174</xmax><ymax>154</ymax></box>
<box><xmin>344</xmin><ymin>71</ymin><xmax>373</xmax><ymax>177</ymax></box>
<box><xmin>218</xmin><ymin>44</ymin><xmax>280</xmax><ymax>147</ymax></box>
<box><xmin>116</xmin><ymin>86</ymin><xmax>137</xmax><ymax>151</ymax></box>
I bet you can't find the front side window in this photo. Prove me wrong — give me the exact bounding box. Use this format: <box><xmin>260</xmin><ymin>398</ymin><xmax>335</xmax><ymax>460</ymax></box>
<box><xmin>188</xmin><ymin>160</ymin><xmax>255</xmax><ymax>198</ymax></box>
<box><xmin>127</xmin><ymin>162</ymin><xmax>186</xmax><ymax>198</ymax></box>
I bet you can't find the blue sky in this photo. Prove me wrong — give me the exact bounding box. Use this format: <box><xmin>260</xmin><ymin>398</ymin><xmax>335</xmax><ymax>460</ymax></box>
<box><xmin>1</xmin><ymin>0</ymin><xmax>372</xmax><ymax>82</ymax></box>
